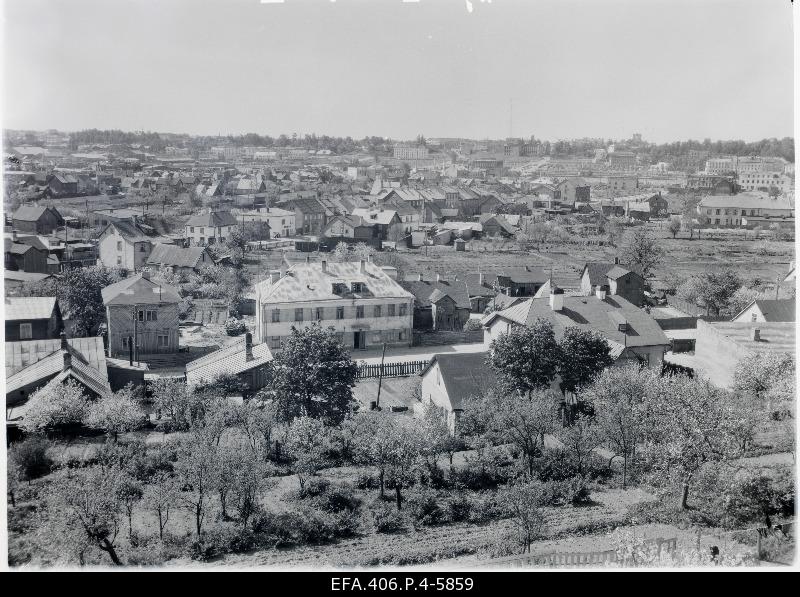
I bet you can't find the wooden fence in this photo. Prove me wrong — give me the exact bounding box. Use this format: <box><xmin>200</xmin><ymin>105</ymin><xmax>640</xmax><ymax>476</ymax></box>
<box><xmin>356</xmin><ymin>360</ymin><xmax>428</xmax><ymax>380</ymax></box>
<box><xmin>481</xmin><ymin>537</ymin><xmax>677</xmax><ymax>568</ymax></box>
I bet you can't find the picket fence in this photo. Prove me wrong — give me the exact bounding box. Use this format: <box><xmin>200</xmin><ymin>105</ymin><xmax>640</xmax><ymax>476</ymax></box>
<box><xmin>356</xmin><ymin>360</ymin><xmax>428</xmax><ymax>379</ymax></box>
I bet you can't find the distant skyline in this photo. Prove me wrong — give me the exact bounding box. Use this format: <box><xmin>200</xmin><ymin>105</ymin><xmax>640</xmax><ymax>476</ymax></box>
<box><xmin>2</xmin><ymin>0</ymin><xmax>795</xmax><ymax>143</ymax></box>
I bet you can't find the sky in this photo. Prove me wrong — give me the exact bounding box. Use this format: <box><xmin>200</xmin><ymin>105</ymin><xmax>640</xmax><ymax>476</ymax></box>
<box><xmin>1</xmin><ymin>0</ymin><xmax>795</xmax><ymax>142</ymax></box>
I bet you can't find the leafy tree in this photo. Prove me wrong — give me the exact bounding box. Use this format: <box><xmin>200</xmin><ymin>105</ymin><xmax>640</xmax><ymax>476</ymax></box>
<box><xmin>143</xmin><ymin>471</ymin><xmax>177</xmax><ymax>541</ymax></box>
<box><xmin>642</xmin><ymin>375</ymin><xmax>746</xmax><ymax>510</ymax></box>
<box><xmin>667</xmin><ymin>216</ymin><xmax>682</xmax><ymax>239</ymax></box>
<box><xmin>9</xmin><ymin>436</ymin><xmax>53</xmax><ymax>482</ymax></box>
<box><xmin>727</xmin><ymin>286</ymin><xmax>761</xmax><ymax>317</ymax></box>
<box><xmin>175</xmin><ymin>433</ymin><xmax>216</xmax><ymax>539</ymax></box>
<box><xmin>333</xmin><ymin>241</ymin><xmax>350</xmax><ymax>262</ymax></box>
<box><xmin>151</xmin><ymin>378</ymin><xmax>207</xmax><ymax>431</ymax></box>
<box><xmin>621</xmin><ymin>227</ymin><xmax>663</xmax><ymax>279</ymax></box>
<box><xmin>270</xmin><ymin>324</ymin><xmax>358</xmax><ymax>423</ymax></box>
<box><xmin>352</xmin><ymin>242</ymin><xmax>375</xmax><ymax>262</ymax></box>
<box><xmin>230</xmin><ymin>449</ymin><xmax>271</xmax><ymax>527</ymax></box>
<box><xmin>86</xmin><ymin>385</ymin><xmax>146</xmax><ymax>440</ymax></box>
<box><xmin>734</xmin><ymin>352</ymin><xmax>795</xmax><ymax>408</ymax></box>
<box><xmin>501</xmin><ymin>481</ymin><xmax>547</xmax><ymax>553</ymax></box>
<box><xmin>48</xmin><ymin>466</ymin><xmax>124</xmax><ymax>565</ymax></box>
<box><xmin>489</xmin><ymin>319</ymin><xmax>560</xmax><ymax>397</ymax></box>
<box><xmin>557</xmin><ymin>327</ymin><xmax>613</xmax><ymax>395</ymax></box>
<box><xmin>116</xmin><ymin>474</ymin><xmax>144</xmax><ymax>542</ymax></box>
<box><xmin>586</xmin><ymin>364</ymin><xmax>657</xmax><ymax>487</ymax></box>
<box><xmin>555</xmin><ymin>415</ymin><xmax>602</xmax><ymax>476</ymax></box>
<box><xmin>18</xmin><ymin>266</ymin><xmax>124</xmax><ymax>336</ymax></box>
<box><xmin>383</xmin><ymin>418</ymin><xmax>423</xmax><ymax>510</ymax></box>
<box><xmin>676</xmin><ymin>269</ymin><xmax>742</xmax><ymax>315</ymax></box>
<box><xmin>285</xmin><ymin>416</ymin><xmax>329</xmax><ymax>491</ymax></box>
<box><xmin>20</xmin><ymin>379</ymin><xmax>91</xmax><ymax>433</ymax></box>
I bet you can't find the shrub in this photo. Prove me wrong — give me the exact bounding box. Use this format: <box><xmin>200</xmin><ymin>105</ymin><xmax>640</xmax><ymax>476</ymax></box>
<box><xmin>408</xmin><ymin>492</ymin><xmax>445</xmax><ymax>526</ymax></box>
<box><xmin>469</xmin><ymin>492</ymin><xmax>510</xmax><ymax>523</ymax></box>
<box><xmin>224</xmin><ymin>318</ymin><xmax>248</xmax><ymax>336</ymax></box>
<box><xmin>299</xmin><ymin>477</ymin><xmax>330</xmax><ymax>499</ymax></box>
<box><xmin>446</xmin><ymin>494</ymin><xmax>472</xmax><ymax>522</ymax></box>
<box><xmin>313</xmin><ymin>484</ymin><xmax>361</xmax><ymax>514</ymax></box>
<box><xmin>10</xmin><ymin>437</ymin><xmax>53</xmax><ymax>481</ymax></box>
<box><xmin>355</xmin><ymin>473</ymin><xmax>379</xmax><ymax>490</ymax></box>
<box><xmin>371</xmin><ymin>503</ymin><xmax>406</xmax><ymax>534</ymax></box>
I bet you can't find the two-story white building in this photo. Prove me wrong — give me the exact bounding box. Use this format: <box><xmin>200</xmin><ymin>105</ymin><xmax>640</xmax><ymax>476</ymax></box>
<box><xmin>697</xmin><ymin>192</ymin><xmax>794</xmax><ymax>228</ymax></box>
<box><xmin>184</xmin><ymin>210</ymin><xmax>239</xmax><ymax>246</ymax></box>
<box><xmin>237</xmin><ymin>207</ymin><xmax>296</xmax><ymax>238</ymax></box>
<box><xmin>254</xmin><ymin>259</ymin><xmax>415</xmax><ymax>351</ymax></box>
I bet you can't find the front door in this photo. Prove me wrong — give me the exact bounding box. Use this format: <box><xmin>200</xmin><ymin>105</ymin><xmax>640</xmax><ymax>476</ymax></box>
<box><xmin>353</xmin><ymin>331</ymin><xmax>361</xmax><ymax>349</ymax></box>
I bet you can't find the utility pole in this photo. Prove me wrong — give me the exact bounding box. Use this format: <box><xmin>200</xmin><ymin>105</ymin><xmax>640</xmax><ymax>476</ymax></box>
<box><xmin>375</xmin><ymin>342</ymin><xmax>387</xmax><ymax>410</ymax></box>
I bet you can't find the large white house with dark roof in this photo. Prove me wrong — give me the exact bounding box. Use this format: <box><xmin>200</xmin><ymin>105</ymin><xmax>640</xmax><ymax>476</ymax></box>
<box><xmin>184</xmin><ymin>210</ymin><xmax>239</xmax><ymax>246</ymax></box>
<box><xmin>254</xmin><ymin>258</ymin><xmax>414</xmax><ymax>351</ymax></box>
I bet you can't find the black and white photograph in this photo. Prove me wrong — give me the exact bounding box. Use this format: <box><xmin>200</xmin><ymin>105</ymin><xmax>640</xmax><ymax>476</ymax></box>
<box><xmin>1</xmin><ymin>0</ymin><xmax>797</xmax><ymax>574</ymax></box>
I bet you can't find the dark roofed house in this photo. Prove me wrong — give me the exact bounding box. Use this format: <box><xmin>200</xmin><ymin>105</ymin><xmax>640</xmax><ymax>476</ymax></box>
<box><xmin>184</xmin><ymin>210</ymin><xmax>239</xmax><ymax>246</ymax></box>
<box><xmin>419</xmin><ymin>352</ymin><xmax>496</xmax><ymax>433</ymax></box>
<box><xmin>47</xmin><ymin>173</ymin><xmax>79</xmax><ymax>197</ymax></box>
<box><xmin>145</xmin><ymin>243</ymin><xmax>214</xmax><ymax>275</ymax></box>
<box><xmin>580</xmin><ymin>260</ymin><xmax>644</xmax><ymax>307</ymax></box>
<box><xmin>4</xmin><ymin>296</ymin><xmax>64</xmax><ymax>341</ymax></box>
<box><xmin>4</xmin><ymin>237</ymin><xmax>50</xmax><ymax>274</ymax></box>
<box><xmin>402</xmin><ymin>276</ymin><xmax>472</xmax><ymax>331</ymax></box>
<box><xmin>12</xmin><ymin>205</ymin><xmax>64</xmax><ymax>235</ymax></box>
<box><xmin>185</xmin><ymin>332</ymin><xmax>273</xmax><ymax>396</ymax></box>
<box><xmin>732</xmin><ymin>298</ymin><xmax>796</xmax><ymax>323</ymax></box>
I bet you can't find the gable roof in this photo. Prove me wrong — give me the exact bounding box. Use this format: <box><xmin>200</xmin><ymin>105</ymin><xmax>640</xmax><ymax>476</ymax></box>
<box><xmin>4</xmin><ymin>297</ymin><xmax>58</xmax><ymax>321</ymax></box>
<box><xmin>101</xmin><ymin>273</ymin><xmax>182</xmax><ymax>306</ymax></box>
<box><xmin>185</xmin><ymin>210</ymin><xmax>239</xmax><ymax>228</ymax></box>
<box><xmin>484</xmin><ymin>294</ymin><xmax>669</xmax><ymax>349</ymax></box>
<box><xmin>185</xmin><ymin>335</ymin><xmax>273</xmax><ymax>387</ymax></box>
<box><xmin>735</xmin><ymin>299</ymin><xmax>796</xmax><ymax>323</ymax></box>
<box><xmin>582</xmin><ymin>262</ymin><xmax>638</xmax><ymax>286</ymax></box>
<box><xmin>402</xmin><ymin>279</ymin><xmax>471</xmax><ymax>310</ymax></box>
<box><xmin>5</xmin><ymin>336</ymin><xmax>108</xmax><ymax>378</ymax></box>
<box><xmin>100</xmin><ymin>219</ymin><xmax>164</xmax><ymax>243</ymax></box>
<box><xmin>146</xmin><ymin>243</ymin><xmax>212</xmax><ymax>269</ymax></box>
<box><xmin>419</xmin><ymin>352</ymin><xmax>496</xmax><ymax>410</ymax></box>
<box><xmin>13</xmin><ymin>205</ymin><xmax>61</xmax><ymax>222</ymax></box>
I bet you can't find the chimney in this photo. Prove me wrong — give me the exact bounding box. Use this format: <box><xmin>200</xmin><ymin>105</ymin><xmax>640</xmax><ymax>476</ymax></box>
<box><xmin>62</xmin><ymin>350</ymin><xmax>72</xmax><ymax>372</ymax></box>
<box><xmin>752</xmin><ymin>328</ymin><xmax>761</xmax><ymax>342</ymax></box>
<box><xmin>269</xmin><ymin>270</ymin><xmax>280</xmax><ymax>283</ymax></box>
<box><xmin>596</xmin><ymin>285</ymin><xmax>608</xmax><ymax>300</ymax></box>
<box><xmin>418</xmin><ymin>273</ymin><xmax>424</xmax><ymax>281</ymax></box>
<box><xmin>12</xmin><ymin>230</ymin><xmax>17</xmax><ymax>242</ymax></box>
<box><xmin>60</xmin><ymin>330</ymin><xmax>68</xmax><ymax>350</ymax></box>
<box><xmin>321</xmin><ymin>259</ymin><xmax>327</xmax><ymax>272</ymax></box>
<box><xmin>549</xmin><ymin>285</ymin><xmax>565</xmax><ymax>311</ymax></box>
<box><xmin>141</xmin><ymin>270</ymin><xmax>150</xmax><ymax>280</ymax></box>
<box><xmin>614</xmin><ymin>256</ymin><xmax>619</xmax><ymax>265</ymax></box>
<box><xmin>245</xmin><ymin>332</ymin><xmax>253</xmax><ymax>360</ymax></box>
<box><xmin>360</xmin><ymin>259</ymin><xmax>366</xmax><ymax>273</ymax></box>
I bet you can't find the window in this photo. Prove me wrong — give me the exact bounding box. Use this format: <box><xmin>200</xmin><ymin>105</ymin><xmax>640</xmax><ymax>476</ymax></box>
<box><xmin>336</xmin><ymin>306</ymin><xmax>344</xmax><ymax>320</ymax></box>
<box><xmin>715</xmin><ymin>209</ymin><xmax>720</xmax><ymax>215</ymax></box>
<box><xmin>138</xmin><ymin>310</ymin><xmax>145</xmax><ymax>322</ymax></box>
<box><xmin>117</xmin><ymin>241</ymin><xmax>123</xmax><ymax>251</ymax></box>
<box><xmin>190</xmin><ymin>226</ymin><xmax>195</xmax><ymax>233</ymax></box>
<box><xmin>139</xmin><ymin>244</ymin><xmax>146</xmax><ymax>252</ymax></box>
<box><xmin>751</xmin><ymin>313</ymin><xmax>758</xmax><ymax>322</ymax></box>
<box><xmin>315</xmin><ymin>307</ymin><xmax>324</xmax><ymax>321</ymax></box>
<box><xmin>146</xmin><ymin>310</ymin><xmax>157</xmax><ymax>321</ymax></box>
<box><xmin>19</xmin><ymin>323</ymin><xmax>32</xmax><ymax>340</ymax></box>
<box><xmin>157</xmin><ymin>335</ymin><xmax>169</xmax><ymax>348</ymax></box>
<box><xmin>388</xmin><ymin>304</ymin><xmax>396</xmax><ymax>317</ymax></box>
<box><xmin>200</xmin><ymin>237</ymin><xmax>205</xmax><ymax>245</ymax></box>
<box><xmin>117</xmin><ymin>256</ymin><xmax>122</xmax><ymax>266</ymax></box>
<box><xmin>122</xmin><ymin>336</ymin><xmax>130</xmax><ymax>349</ymax></box>
<box><xmin>374</xmin><ymin>305</ymin><xmax>382</xmax><ymax>318</ymax></box>
<box><xmin>295</xmin><ymin>308</ymin><xmax>304</xmax><ymax>322</ymax></box>
<box><xmin>200</xmin><ymin>227</ymin><xmax>205</xmax><ymax>235</ymax></box>
<box><xmin>271</xmin><ymin>309</ymin><xmax>280</xmax><ymax>323</ymax></box>
<box><xmin>351</xmin><ymin>282</ymin><xmax>365</xmax><ymax>293</ymax></box>
<box><xmin>356</xmin><ymin>306</ymin><xmax>364</xmax><ymax>319</ymax></box>
<box><xmin>714</xmin><ymin>219</ymin><xmax>720</xmax><ymax>224</ymax></box>
<box><xmin>269</xmin><ymin>336</ymin><xmax>281</xmax><ymax>349</ymax></box>
<box><xmin>399</xmin><ymin>303</ymin><xmax>407</xmax><ymax>316</ymax></box>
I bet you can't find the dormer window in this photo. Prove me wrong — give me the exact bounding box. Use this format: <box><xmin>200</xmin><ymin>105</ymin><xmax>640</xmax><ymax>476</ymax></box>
<box><xmin>332</xmin><ymin>282</ymin><xmax>347</xmax><ymax>294</ymax></box>
<box><xmin>351</xmin><ymin>282</ymin><xmax>365</xmax><ymax>293</ymax></box>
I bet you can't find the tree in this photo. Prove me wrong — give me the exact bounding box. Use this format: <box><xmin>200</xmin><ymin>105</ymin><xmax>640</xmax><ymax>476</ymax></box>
<box><xmin>20</xmin><ymin>379</ymin><xmax>91</xmax><ymax>433</ymax></box>
<box><xmin>352</xmin><ymin>242</ymin><xmax>374</xmax><ymax>262</ymax></box>
<box><xmin>621</xmin><ymin>227</ymin><xmax>663</xmax><ymax>279</ymax></box>
<box><xmin>501</xmin><ymin>481</ymin><xmax>547</xmax><ymax>553</ymax></box>
<box><xmin>734</xmin><ymin>352</ymin><xmax>795</xmax><ymax>407</ymax></box>
<box><xmin>285</xmin><ymin>416</ymin><xmax>329</xmax><ymax>491</ymax></box>
<box><xmin>48</xmin><ymin>466</ymin><xmax>124</xmax><ymax>565</ymax></box>
<box><xmin>420</xmin><ymin>404</ymin><xmax>462</xmax><ymax>474</ymax></box>
<box><xmin>143</xmin><ymin>471</ymin><xmax>177</xmax><ymax>541</ymax></box>
<box><xmin>18</xmin><ymin>266</ymin><xmax>124</xmax><ymax>336</ymax></box>
<box><xmin>9</xmin><ymin>436</ymin><xmax>53</xmax><ymax>482</ymax></box>
<box><xmin>489</xmin><ymin>319</ymin><xmax>560</xmax><ymax>397</ymax></box>
<box><xmin>116</xmin><ymin>474</ymin><xmax>144</xmax><ymax>542</ymax></box>
<box><xmin>230</xmin><ymin>449</ymin><xmax>271</xmax><ymax>527</ymax></box>
<box><xmin>333</xmin><ymin>242</ymin><xmax>350</xmax><ymax>262</ymax></box>
<box><xmin>727</xmin><ymin>286</ymin><xmax>761</xmax><ymax>317</ymax></box>
<box><xmin>557</xmin><ymin>327</ymin><xmax>613</xmax><ymax>395</ymax></box>
<box><xmin>667</xmin><ymin>216</ymin><xmax>682</xmax><ymax>239</ymax></box>
<box><xmin>175</xmin><ymin>433</ymin><xmax>216</xmax><ymax>539</ymax></box>
<box><xmin>151</xmin><ymin>378</ymin><xmax>207</xmax><ymax>431</ymax></box>
<box><xmin>86</xmin><ymin>385</ymin><xmax>146</xmax><ymax>440</ymax></box>
<box><xmin>383</xmin><ymin>418</ymin><xmax>423</xmax><ymax>510</ymax></box>
<box><xmin>586</xmin><ymin>364</ymin><xmax>658</xmax><ymax>487</ymax></box>
<box><xmin>642</xmin><ymin>375</ymin><xmax>745</xmax><ymax>510</ymax></box>
<box><xmin>270</xmin><ymin>324</ymin><xmax>358</xmax><ymax>423</ymax></box>
<box><xmin>677</xmin><ymin>269</ymin><xmax>742</xmax><ymax>316</ymax></box>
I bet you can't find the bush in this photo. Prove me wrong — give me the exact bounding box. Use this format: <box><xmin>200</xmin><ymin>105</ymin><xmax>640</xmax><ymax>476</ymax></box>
<box><xmin>10</xmin><ymin>437</ymin><xmax>53</xmax><ymax>481</ymax></box>
<box><xmin>313</xmin><ymin>484</ymin><xmax>361</xmax><ymax>514</ymax></box>
<box><xmin>452</xmin><ymin>460</ymin><xmax>516</xmax><ymax>490</ymax></box>
<box><xmin>539</xmin><ymin>476</ymin><xmax>592</xmax><ymax>506</ymax></box>
<box><xmin>355</xmin><ymin>473</ymin><xmax>379</xmax><ymax>490</ymax></box>
<box><xmin>371</xmin><ymin>503</ymin><xmax>407</xmax><ymax>534</ymax></box>
<box><xmin>408</xmin><ymin>491</ymin><xmax>445</xmax><ymax>526</ymax></box>
<box><xmin>469</xmin><ymin>492</ymin><xmax>510</xmax><ymax>523</ymax></box>
<box><xmin>224</xmin><ymin>318</ymin><xmax>248</xmax><ymax>336</ymax></box>
<box><xmin>298</xmin><ymin>476</ymin><xmax>330</xmax><ymax>499</ymax></box>
<box><xmin>446</xmin><ymin>494</ymin><xmax>472</xmax><ymax>522</ymax></box>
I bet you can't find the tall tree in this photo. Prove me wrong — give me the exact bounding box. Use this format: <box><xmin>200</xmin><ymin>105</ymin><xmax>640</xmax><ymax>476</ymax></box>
<box><xmin>269</xmin><ymin>324</ymin><xmax>358</xmax><ymax>423</ymax></box>
<box><xmin>489</xmin><ymin>319</ymin><xmax>560</xmax><ymax>397</ymax></box>
<box><xmin>621</xmin><ymin>227</ymin><xmax>663</xmax><ymax>279</ymax></box>
<box><xmin>558</xmin><ymin>327</ymin><xmax>613</xmax><ymax>395</ymax></box>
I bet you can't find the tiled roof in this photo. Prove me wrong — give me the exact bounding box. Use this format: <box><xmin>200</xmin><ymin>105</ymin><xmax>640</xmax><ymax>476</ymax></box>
<box><xmin>402</xmin><ymin>280</ymin><xmax>471</xmax><ymax>310</ymax></box>
<box><xmin>5</xmin><ymin>336</ymin><xmax>107</xmax><ymax>377</ymax></box>
<box><xmin>101</xmin><ymin>273</ymin><xmax>182</xmax><ymax>306</ymax></box>
<box><xmin>4</xmin><ymin>297</ymin><xmax>58</xmax><ymax>321</ymax></box>
<box><xmin>146</xmin><ymin>243</ymin><xmax>211</xmax><ymax>269</ymax></box>
<box><xmin>185</xmin><ymin>335</ymin><xmax>273</xmax><ymax>387</ymax></box>
<box><xmin>185</xmin><ymin>211</ymin><xmax>239</xmax><ymax>228</ymax></box>
<box><xmin>419</xmin><ymin>352</ymin><xmax>496</xmax><ymax>410</ymax></box>
<box><xmin>484</xmin><ymin>295</ymin><xmax>669</xmax><ymax>348</ymax></box>
<box><xmin>255</xmin><ymin>261</ymin><xmax>414</xmax><ymax>304</ymax></box>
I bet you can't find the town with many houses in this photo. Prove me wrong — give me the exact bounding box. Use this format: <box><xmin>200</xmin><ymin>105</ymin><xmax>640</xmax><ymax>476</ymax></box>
<box><xmin>3</xmin><ymin>129</ymin><xmax>797</xmax><ymax>569</ymax></box>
